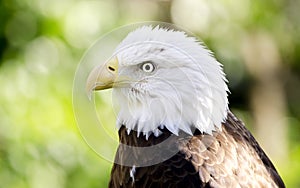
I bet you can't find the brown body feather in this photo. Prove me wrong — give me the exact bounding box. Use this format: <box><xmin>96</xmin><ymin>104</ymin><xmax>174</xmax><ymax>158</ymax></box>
<box><xmin>109</xmin><ymin>111</ymin><xmax>285</xmax><ymax>188</ymax></box>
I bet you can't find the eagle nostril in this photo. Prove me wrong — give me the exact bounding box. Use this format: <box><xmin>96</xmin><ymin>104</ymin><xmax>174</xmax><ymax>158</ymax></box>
<box><xmin>108</xmin><ymin>66</ymin><xmax>115</xmax><ymax>72</ymax></box>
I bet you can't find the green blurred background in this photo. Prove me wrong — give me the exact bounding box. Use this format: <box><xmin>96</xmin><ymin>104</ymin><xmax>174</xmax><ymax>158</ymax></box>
<box><xmin>0</xmin><ymin>0</ymin><xmax>300</xmax><ymax>187</ymax></box>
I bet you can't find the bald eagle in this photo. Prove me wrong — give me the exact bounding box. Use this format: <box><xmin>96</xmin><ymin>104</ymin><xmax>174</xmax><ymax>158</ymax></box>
<box><xmin>86</xmin><ymin>26</ymin><xmax>285</xmax><ymax>188</ymax></box>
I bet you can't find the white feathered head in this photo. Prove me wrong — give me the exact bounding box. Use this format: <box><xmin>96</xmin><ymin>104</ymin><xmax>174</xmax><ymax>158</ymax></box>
<box><xmin>87</xmin><ymin>26</ymin><xmax>229</xmax><ymax>138</ymax></box>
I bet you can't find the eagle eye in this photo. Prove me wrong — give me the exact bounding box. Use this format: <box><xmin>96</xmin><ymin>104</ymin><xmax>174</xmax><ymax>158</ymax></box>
<box><xmin>140</xmin><ymin>61</ymin><xmax>155</xmax><ymax>73</ymax></box>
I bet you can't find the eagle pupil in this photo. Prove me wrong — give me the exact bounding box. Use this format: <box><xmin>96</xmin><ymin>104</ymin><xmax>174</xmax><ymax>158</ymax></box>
<box><xmin>145</xmin><ymin>65</ymin><xmax>150</xmax><ymax>70</ymax></box>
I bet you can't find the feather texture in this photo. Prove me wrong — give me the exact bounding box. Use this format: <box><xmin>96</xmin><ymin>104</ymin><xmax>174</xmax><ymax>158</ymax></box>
<box><xmin>113</xmin><ymin>26</ymin><xmax>228</xmax><ymax>135</ymax></box>
<box><xmin>109</xmin><ymin>111</ymin><xmax>285</xmax><ymax>188</ymax></box>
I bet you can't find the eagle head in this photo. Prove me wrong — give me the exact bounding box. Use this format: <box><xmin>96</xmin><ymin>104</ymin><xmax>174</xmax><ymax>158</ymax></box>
<box><xmin>86</xmin><ymin>26</ymin><xmax>229</xmax><ymax>138</ymax></box>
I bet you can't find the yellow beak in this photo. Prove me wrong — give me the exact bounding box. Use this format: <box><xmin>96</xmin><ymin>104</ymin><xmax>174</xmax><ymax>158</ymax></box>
<box><xmin>86</xmin><ymin>57</ymin><xmax>119</xmax><ymax>96</ymax></box>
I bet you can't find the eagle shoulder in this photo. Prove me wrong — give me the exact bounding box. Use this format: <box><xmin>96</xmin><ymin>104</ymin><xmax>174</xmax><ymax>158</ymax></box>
<box><xmin>179</xmin><ymin>111</ymin><xmax>285</xmax><ymax>188</ymax></box>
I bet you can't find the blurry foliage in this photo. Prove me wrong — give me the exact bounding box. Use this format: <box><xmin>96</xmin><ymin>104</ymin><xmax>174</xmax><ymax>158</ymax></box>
<box><xmin>0</xmin><ymin>0</ymin><xmax>299</xmax><ymax>187</ymax></box>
